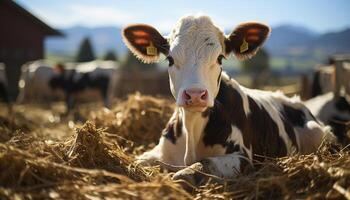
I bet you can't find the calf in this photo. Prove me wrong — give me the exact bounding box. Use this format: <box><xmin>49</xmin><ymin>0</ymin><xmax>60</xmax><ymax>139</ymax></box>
<box><xmin>305</xmin><ymin>92</ymin><xmax>350</xmax><ymax>145</ymax></box>
<box><xmin>49</xmin><ymin>61</ymin><xmax>119</xmax><ymax>112</ymax></box>
<box><xmin>122</xmin><ymin>15</ymin><xmax>330</xmax><ymax>186</ymax></box>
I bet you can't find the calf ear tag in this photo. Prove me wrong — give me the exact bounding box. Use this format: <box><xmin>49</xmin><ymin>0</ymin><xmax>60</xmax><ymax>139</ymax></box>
<box><xmin>146</xmin><ymin>42</ymin><xmax>158</xmax><ymax>56</ymax></box>
<box><xmin>240</xmin><ymin>38</ymin><xmax>249</xmax><ymax>53</ymax></box>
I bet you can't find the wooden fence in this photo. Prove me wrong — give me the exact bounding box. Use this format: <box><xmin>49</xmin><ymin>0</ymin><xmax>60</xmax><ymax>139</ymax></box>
<box><xmin>115</xmin><ymin>70</ymin><xmax>171</xmax><ymax>98</ymax></box>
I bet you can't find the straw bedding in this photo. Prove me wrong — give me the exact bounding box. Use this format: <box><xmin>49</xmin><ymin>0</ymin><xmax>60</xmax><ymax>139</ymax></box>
<box><xmin>0</xmin><ymin>94</ymin><xmax>349</xmax><ymax>199</ymax></box>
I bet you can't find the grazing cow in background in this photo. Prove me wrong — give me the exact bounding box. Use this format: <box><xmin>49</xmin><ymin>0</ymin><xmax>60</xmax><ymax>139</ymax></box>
<box><xmin>305</xmin><ymin>93</ymin><xmax>350</xmax><ymax>145</ymax></box>
<box><xmin>122</xmin><ymin>15</ymin><xmax>331</xmax><ymax>186</ymax></box>
<box><xmin>17</xmin><ymin>60</ymin><xmax>64</xmax><ymax>103</ymax></box>
<box><xmin>49</xmin><ymin>61</ymin><xmax>119</xmax><ymax>112</ymax></box>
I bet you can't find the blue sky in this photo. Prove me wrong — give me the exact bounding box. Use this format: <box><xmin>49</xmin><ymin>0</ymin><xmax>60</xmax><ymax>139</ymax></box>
<box><xmin>16</xmin><ymin>0</ymin><xmax>350</xmax><ymax>33</ymax></box>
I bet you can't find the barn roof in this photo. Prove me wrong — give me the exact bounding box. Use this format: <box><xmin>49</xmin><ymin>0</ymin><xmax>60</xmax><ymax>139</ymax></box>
<box><xmin>2</xmin><ymin>0</ymin><xmax>63</xmax><ymax>36</ymax></box>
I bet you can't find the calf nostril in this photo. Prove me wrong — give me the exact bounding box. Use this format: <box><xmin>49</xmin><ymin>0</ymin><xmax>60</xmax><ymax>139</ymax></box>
<box><xmin>200</xmin><ymin>90</ymin><xmax>208</xmax><ymax>100</ymax></box>
<box><xmin>184</xmin><ymin>90</ymin><xmax>191</xmax><ymax>100</ymax></box>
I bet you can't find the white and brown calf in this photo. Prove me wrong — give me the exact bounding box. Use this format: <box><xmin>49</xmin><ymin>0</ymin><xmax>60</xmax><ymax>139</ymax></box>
<box><xmin>122</xmin><ymin>15</ymin><xmax>330</xmax><ymax>186</ymax></box>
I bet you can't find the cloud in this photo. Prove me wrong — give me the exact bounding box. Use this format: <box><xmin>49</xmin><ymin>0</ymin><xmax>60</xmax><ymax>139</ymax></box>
<box><xmin>67</xmin><ymin>4</ymin><xmax>136</xmax><ymax>27</ymax></box>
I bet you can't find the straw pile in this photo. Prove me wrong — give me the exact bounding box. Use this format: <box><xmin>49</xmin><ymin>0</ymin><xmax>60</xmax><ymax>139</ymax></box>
<box><xmin>0</xmin><ymin>93</ymin><xmax>349</xmax><ymax>199</ymax></box>
<box><xmin>0</xmin><ymin>122</ymin><xmax>190</xmax><ymax>199</ymax></box>
<box><xmin>90</xmin><ymin>92</ymin><xmax>175</xmax><ymax>146</ymax></box>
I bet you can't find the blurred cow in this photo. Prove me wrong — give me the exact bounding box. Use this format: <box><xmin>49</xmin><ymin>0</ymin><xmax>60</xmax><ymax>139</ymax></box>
<box><xmin>17</xmin><ymin>60</ymin><xmax>63</xmax><ymax>103</ymax></box>
<box><xmin>49</xmin><ymin>61</ymin><xmax>119</xmax><ymax>112</ymax></box>
<box><xmin>305</xmin><ymin>93</ymin><xmax>350</xmax><ymax>145</ymax></box>
<box><xmin>18</xmin><ymin>60</ymin><xmax>119</xmax><ymax>113</ymax></box>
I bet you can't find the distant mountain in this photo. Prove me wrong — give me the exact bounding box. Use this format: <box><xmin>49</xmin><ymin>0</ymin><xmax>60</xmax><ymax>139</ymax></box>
<box><xmin>264</xmin><ymin>25</ymin><xmax>319</xmax><ymax>57</ymax></box>
<box><xmin>264</xmin><ymin>25</ymin><xmax>350</xmax><ymax>60</ymax></box>
<box><xmin>310</xmin><ymin>28</ymin><xmax>350</xmax><ymax>54</ymax></box>
<box><xmin>45</xmin><ymin>24</ymin><xmax>350</xmax><ymax>62</ymax></box>
<box><xmin>45</xmin><ymin>26</ymin><xmax>126</xmax><ymax>57</ymax></box>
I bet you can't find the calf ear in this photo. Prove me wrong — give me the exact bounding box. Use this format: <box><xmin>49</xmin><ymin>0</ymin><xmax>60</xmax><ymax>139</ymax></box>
<box><xmin>122</xmin><ymin>24</ymin><xmax>170</xmax><ymax>63</ymax></box>
<box><xmin>225</xmin><ymin>22</ymin><xmax>270</xmax><ymax>60</ymax></box>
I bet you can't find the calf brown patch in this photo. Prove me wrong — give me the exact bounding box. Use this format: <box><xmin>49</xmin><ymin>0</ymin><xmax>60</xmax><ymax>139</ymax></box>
<box><xmin>203</xmin><ymin>77</ymin><xmax>289</xmax><ymax>163</ymax></box>
<box><xmin>247</xmin><ymin>96</ymin><xmax>288</xmax><ymax>159</ymax></box>
<box><xmin>279</xmin><ymin>104</ymin><xmax>308</xmax><ymax>150</ymax></box>
<box><xmin>203</xmin><ymin>78</ymin><xmax>247</xmax><ymax>150</ymax></box>
<box><xmin>162</xmin><ymin>111</ymin><xmax>183</xmax><ymax>144</ymax></box>
<box><xmin>281</xmin><ymin>105</ymin><xmax>306</xmax><ymax>127</ymax></box>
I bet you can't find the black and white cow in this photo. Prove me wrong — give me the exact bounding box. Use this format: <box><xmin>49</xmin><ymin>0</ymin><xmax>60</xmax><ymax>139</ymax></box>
<box><xmin>49</xmin><ymin>61</ymin><xmax>119</xmax><ymax>112</ymax></box>
<box><xmin>122</xmin><ymin>15</ymin><xmax>331</xmax><ymax>186</ymax></box>
<box><xmin>0</xmin><ymin>63</ymin><xmax>11</xmax><ymax>112</ymax></box>
<box><xmin>17</xmin><ymin>60</ymin><xmax>63</xmax><ymax>103</ymax></box>
<box><xmin>305</xmin><ymin>93</ymin><xmax>350</xmax><ymax>145</ymax></box>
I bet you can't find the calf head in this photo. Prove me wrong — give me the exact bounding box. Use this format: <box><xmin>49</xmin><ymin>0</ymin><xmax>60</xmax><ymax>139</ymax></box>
<box><xmin>122</xmin><ymin>15</ymin><xmax>270</xmax><ymax>112</ymax></box>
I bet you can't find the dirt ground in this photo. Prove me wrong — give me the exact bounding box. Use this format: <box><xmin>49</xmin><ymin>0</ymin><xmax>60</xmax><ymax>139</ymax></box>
<box><xmin>0</xmin><ymin>93</ymin><xmax>349</xmax><ymax>199</ymax></box>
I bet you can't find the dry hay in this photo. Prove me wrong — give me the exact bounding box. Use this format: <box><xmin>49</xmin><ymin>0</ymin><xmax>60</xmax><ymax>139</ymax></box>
<box><xmin>193</xmin><ymin>144</ymin><xmax>350</xmax><ymax>199</ymax></box>
<box><xmin>0</xmin><ymin>122</ymin><xmax>190</xmax><ymax>199</ymax></box>
<box><xmin>0</xmin><ymin>114</ymin><xmax>31</xmax><ymax>143</ymax></box>
<box><xmin>0</xmin><ymin>93</ymin><xmax>350</xmax><ymax>199</ymax></box>
<box><xmin>90</xmin><ymin>92</ymin><xmax>175</xmax><ymax>146</ymax></box>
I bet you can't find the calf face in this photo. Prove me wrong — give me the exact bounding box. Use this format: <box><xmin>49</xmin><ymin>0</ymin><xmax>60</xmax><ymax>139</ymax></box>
<box><xmin>122</xmin><ymin>16</ymin><xmax>270</xmax><ymax>112</ymax></box>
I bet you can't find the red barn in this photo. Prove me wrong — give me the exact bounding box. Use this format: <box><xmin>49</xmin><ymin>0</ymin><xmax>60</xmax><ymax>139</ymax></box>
<box><xmin>0</xmin><ymin>0</ymin><xmax>62</xmax><ymax>99</ymax></box>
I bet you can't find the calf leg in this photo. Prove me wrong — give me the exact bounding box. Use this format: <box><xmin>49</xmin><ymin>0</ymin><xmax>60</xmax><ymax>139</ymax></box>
<box><xmin>172</xmin><ymin>152</ymin><xmax>251</xmax><ymax>187</ymax></box>
<box><xmin>137</xmin><ymin>132</ymin><xmax>186</xmax><ymax>171</ymax></box>
<box><xmin>65</xmin><ymin>94</ymin><xmax>74</xmax><ymax>114</ymax></box>
<box><xmin>101</xmin><ymin>88</ymin><xmax>110</xmax><ymax>109</ymax></box>
<box><xmin>137</xmin><ymin>110</ymin><xmax>186</xmax><ymax>170</ymax></box>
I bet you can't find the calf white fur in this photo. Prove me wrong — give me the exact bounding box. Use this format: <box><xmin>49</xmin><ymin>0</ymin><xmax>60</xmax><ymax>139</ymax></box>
<box><xmin>122</xmin><ymin>15</ymin><xmax>330</xmax><ymax>186</ymax></box>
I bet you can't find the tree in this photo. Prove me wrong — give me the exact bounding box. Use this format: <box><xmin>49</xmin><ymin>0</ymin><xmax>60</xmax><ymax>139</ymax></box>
<box><xmin>103</xmin><ymin>50</ymin><xmax>118</xmax><ymax>61</ymax></box>
<box><xmin>241</xmin><ymin>48</ymin><xmax>270</xmax><ymax>88</ymax></box>
<box><xmin>76</xmin><ymin>37</ymin><xmax>95</xmax><ymax>62</ymax></box>
<box><xmin>121</xmin><ymin>51</ymin><xmax>157</xmax><ymax>71</ymax></box>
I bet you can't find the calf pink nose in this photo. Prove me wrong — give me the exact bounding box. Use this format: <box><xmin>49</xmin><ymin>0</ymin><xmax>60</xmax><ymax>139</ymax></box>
<box><xmin>183</xmin><ymin>89</ymin><xmax>208</xmax><ymax>106</ymax></box>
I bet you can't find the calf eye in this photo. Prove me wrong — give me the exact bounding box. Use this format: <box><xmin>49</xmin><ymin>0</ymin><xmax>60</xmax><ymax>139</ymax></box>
<box><xmin>217</xmin><ymin>54</ymin><xmax>225</xmax><ymax>65</ymax></box>
<box><xmin>167</xmin><ymin>56</ymin><xmax>174</xmax><ymax>67</ymax></box>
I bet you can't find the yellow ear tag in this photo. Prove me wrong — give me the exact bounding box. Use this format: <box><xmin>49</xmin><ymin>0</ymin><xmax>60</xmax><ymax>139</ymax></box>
<box><xmin>146</xmin><ymin>42</ymin><xmax>158</xmax><ymax>56</ymax></box>
<box><xmin>240</xmin><ymin>38</ymin><xmax>249</xmax><ymax>53</ymax></box>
